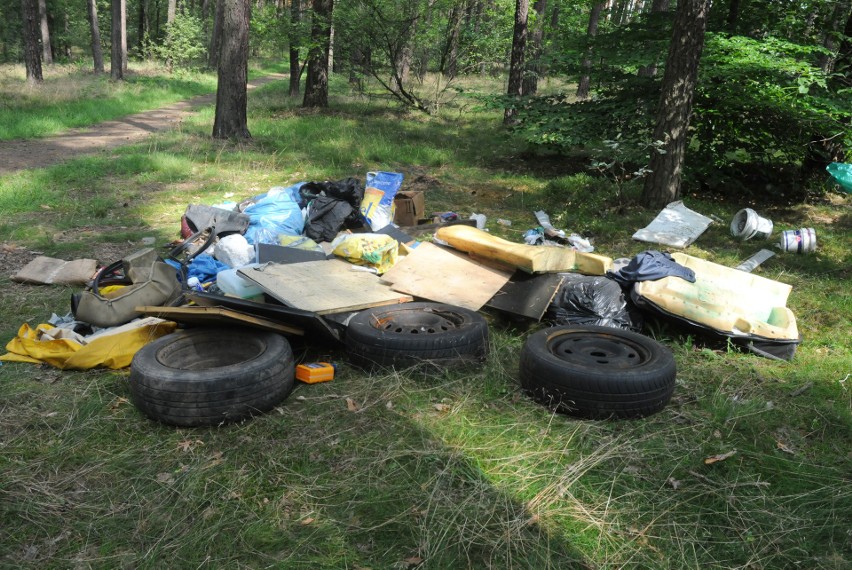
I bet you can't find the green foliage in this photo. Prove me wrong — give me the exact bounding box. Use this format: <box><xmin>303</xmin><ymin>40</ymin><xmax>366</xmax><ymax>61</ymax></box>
<box><xmin>147</xmin><ymin>13</ymin><xmax>207</xmax><ymax>70</ymax></box>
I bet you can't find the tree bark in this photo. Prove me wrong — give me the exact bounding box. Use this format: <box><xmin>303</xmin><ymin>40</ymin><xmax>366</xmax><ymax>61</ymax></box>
<box><xmin>504</xmin><ymin>0</ymin><xmax>528</xmax><ymax>124</ymax></box>
<box><xmin>641</xmin><ymin>0</ymin><xmax>711</xmax><ymax>208</ymax></box>
<box><xmin>87</xmin><ymin>0</ymin><xmax>104</xmax><ymax>73</ymax></box>
<box><xmin>167</xmin><ymin>0</ymin><xmax>177</xmax><ymax>25</ymax></box>
<box><xmin>289</xmin><ymin>0</ymin><xmax>302</xmax><ymax>96</ymax></box>
<box><xmin>303</xmin><ymin>0</ymin><xmax>333</xmax><ymax>108</ymax></box>
<box><xmin>209</xmin><ymin>0</ymin><xmax>224</xmax><ymax>69</ymax></box>
<box><xmin>110</xmin><ymin>0</ymin><xmax>127</xmax><ymax>80</ymax></box>
<box><xmin>38</xmin><ymin>0</ymin><xmax>52</xmax><ymax>64</ymax></box>
<box><xmin>212</xmin><ymin>0</ymin><xmax>251</xmax><ymax>139</ymax></box>
<box><xmin>576</xmin><ymin>1</ymin><xmax>604</xmax><ymax>100</ymax></box>
<box><xmin>522</xmin><ymin>0</ymin><xmax>546</xmax><ymax>96</ymax></box>
<box><xmin>818</xmin><ymin>1</ymin><xmax>852</xmax><ymax>74</ymax></box>
<box><xmin>441</xmin><ymin>3</ymin><xmax>464</xmax><ymax>78</ymax></box>
<box><xmin>21</xmin><ymin>0</ymin><xmax>43</xmax><ymax>83</ymax></box>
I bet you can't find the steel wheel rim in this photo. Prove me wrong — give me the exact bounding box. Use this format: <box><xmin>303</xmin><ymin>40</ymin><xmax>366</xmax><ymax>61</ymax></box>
<box><xmin>547</xmin><ymin>331</ymin><xmax>652</xmax><ymax>369</ymax></box>
<box><xmin>371</xmin><ymin>308</ymin><xmax>464</xmax><ymax>335</ymax></box>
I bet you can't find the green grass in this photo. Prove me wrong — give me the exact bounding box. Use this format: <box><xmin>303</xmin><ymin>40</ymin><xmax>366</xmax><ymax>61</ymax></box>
<box><xmin>0</xmin><ymin>66</ymin><xmax>850</xmax><ymax>569</ymax></box>
<box><xmin>0</xmin><ymin>60</ymin><xmax>285</xmax><ymax>141</ymax></box>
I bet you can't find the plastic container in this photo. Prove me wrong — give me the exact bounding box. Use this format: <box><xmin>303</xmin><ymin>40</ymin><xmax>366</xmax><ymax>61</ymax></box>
<box><xmin>295</xmin><ymin>362</ymin><xmax>335</xmax><ymax>384</ymax></box>
<box><xmin>778</xmin><ymin>228</ymin><xmax>816</xmax><ymax>254</ymax></box>
<box><xmin>730</xmin><ymin>208</ymin><xmax>773</xmax><ymax>241</ymax></box>
<box><xmin>216</xmin><ymin>264</ymin><xmax>264</xmax><ymax>300</ymax></box>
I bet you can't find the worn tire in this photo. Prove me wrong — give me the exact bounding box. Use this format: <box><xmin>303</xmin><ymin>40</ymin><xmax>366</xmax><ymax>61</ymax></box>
<box><xmin>519</xmin><ymin>325</ymin><xmax>676</xmax><ymax>419</ymax></box>
<box><xmin>129</xmin><ymin>328</ymin><xmax>295</xmax><ymax>427</ymax></box>
<box><xmin>346</xmin><ymin>302</ymin><xmax>488</xmax><ymax>369</ymax></box>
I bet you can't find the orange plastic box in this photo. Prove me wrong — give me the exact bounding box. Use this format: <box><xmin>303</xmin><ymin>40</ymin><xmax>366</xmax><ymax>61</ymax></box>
<box><xmin>295</xmin><ymin>362</ymin><xmax>335</xmax><ymax>384</ymax></box>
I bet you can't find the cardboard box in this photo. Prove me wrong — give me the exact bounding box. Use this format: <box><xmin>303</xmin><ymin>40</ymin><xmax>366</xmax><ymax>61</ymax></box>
<box><xmin>393</xmin><ymin>191</ymin><xmax>425</xmax><ymax>227</ymax></box>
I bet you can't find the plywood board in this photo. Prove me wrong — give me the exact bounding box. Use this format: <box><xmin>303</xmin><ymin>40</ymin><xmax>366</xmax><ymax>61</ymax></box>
<box><xmin>380</xmin><ymin>242</ymin><xmax>511</xmax><ymax>311</ymax></box>
<box><xmin>486</xmin><ymin>271</ymin><xmax>564</xmax><ymax>321</ymax></box>
<box><xmin>186</xmin><ymin>292</ymin><xmax>344</xmax><ymax>344</ymax></box>
<box><xmin>239</xmin><ymin>259</ymin><xmax>413</xmax><ymax>315</ymax></box>
<box><xmin>137</xmin><ymin>305</ymin><xmax>304</xmax><ymax>336</ymax></box>
<box><xmin>12</xmin><ymin>256</ymin><xmax>97</xmax><ymax>285</ymax></box>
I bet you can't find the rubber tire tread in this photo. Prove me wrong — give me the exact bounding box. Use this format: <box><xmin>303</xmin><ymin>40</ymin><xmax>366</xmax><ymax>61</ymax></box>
<box><xmin>346</xmin><ymin>302</ymin><xmax>488</xmax><ymax>369</ymax></box>
<box><xmin>129</xmin><ymin>328</ymin><xmax>295</xmax><ymax>427</ymax></box>
<box><xmin>519</xmin><ymin>325</ymin><xmax>676</xmax><ymax>419</ymax></box>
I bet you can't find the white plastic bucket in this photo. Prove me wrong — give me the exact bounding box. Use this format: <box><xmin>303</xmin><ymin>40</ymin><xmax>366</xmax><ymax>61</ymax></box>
<box><xmin>730</xmin><ymin>208</ymin><xmax>773</xmax><ymax>240</ymax></box>
<box><xmin>778</xmin><ymin>228</ymin><xmax>817</xmax><ymax>254</ymax></box>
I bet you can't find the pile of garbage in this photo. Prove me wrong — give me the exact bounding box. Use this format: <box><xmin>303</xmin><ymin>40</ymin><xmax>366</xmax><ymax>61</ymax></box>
<box><xmin>2</xmin><ymin>174</ymin><xmax>811</xmax><ymax>424</ymax></box>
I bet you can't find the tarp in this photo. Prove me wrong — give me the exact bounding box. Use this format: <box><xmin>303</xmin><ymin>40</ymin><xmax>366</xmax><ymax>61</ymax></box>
<box><xmin>1</xmin><ymin>317</ymin><xmax>177</xmax><ymax>370</ymax></box>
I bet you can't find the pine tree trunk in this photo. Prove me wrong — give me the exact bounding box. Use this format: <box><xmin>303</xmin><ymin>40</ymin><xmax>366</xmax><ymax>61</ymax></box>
<box><xmin>38</xmin><ymin>0</ymin><xmax>52</xmax><ymax>64</ymax></box>
<box><xmin>110</xmin><ymin>0</ymin><xmax>127</xmax><ymax>79</ymax></box>
<box><xmin>302</xmin><ymin>0</ymin><xmax>333</xmax><ymax>108</ymax></box>
<box><xmin>138</xmin><ymin>0</ymin><xmax>148</xmax><ymax>52</ymax></box>
<box><xmin>576</xmin><ymin>1</ymin><xmax>604</xmax><ymax>100</ymax></box>
<box><xmin>208</xmin><ymin>0</ymin><xmax>224</xmax><ymax>70</ymax></box>
<box><xmin>212</xmin><ymin>0</ymin><xmax>251</xmax><ymax>139</ymax></box>
<box><xmin>167</xmin><ymin>0</ymin><xmax>177</xmax><ymax>25</ymax></box>
<box><xmin>21</xmin><ymin>0</ymin><xmax>43</xmax><ymax>83</ymax></box>
<box><xmin>523</xmin><ymin>0</ymin><xmax>546</xmax><ymax>95</ymax></box>
<box><xmin>289</xmin><ymin>0</ymin><xmax>301</xmax><ymax>96</ymax></box>
<box><xmin>504</xmin><ymin>0</ymin><xmax>528</xmax><ymax>124</ymax></box>
<box><xmin>87</xmin><ymin>0</ymin><xmax>104</xmax><ymax>73</ymax></box>
<box><xmin>641</xmin><ymin>0</ymin><xmax>710</xmax><ymax>209</ymax></box>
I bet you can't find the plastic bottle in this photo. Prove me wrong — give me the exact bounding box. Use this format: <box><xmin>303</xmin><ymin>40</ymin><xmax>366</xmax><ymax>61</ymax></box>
<box><xmin>216</xmin><ymin>264</ymin><xmax>264</xmax><ymax>300</ymax></box>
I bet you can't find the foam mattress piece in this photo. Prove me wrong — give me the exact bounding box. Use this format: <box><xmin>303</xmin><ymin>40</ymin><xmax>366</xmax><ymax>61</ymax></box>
<box><xmin>633</xmin><ymin>252</ymin><xmax>798</xmax><ymax>340</ymax></box>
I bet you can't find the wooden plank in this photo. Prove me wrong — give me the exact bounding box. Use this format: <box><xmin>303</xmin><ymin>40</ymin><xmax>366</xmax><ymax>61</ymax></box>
<box><xmin>239</xmin><ymin>259</ymin><xmax>413</xmax><ymax>315</ymax></box>
<box><xmin>12</xmin><ymin>256</ymin><xmax>97</xmax><ymax>285</ymax></box>
<box><xmin>435</xmin><ymin>224</ymin><xmax>613</xmax><ymax>275</ymax></box>
<box><xmin>486</xmin><ymin>271</ymin><xmax>564</xmax><ymax>321</ymax></box>
<box><xmin>186</xmin><ymin>292</ymin><xmax>343</xmax><ymax>344</ymax></box>
<box><xmin>136</xmin><ymin>305</ymin><xmax>304</xmax><ymax>336</ymax></box>
<box><xmin>380</xmin><ymin>242</ymin><xmax>511</xmax><ymax>311</ymax></box>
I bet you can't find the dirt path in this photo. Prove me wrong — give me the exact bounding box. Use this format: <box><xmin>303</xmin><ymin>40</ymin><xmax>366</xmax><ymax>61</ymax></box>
<box><xmin>0</xmin><ymin>73</ymin><xmax>287</xmax><ymax>175</ymax></box>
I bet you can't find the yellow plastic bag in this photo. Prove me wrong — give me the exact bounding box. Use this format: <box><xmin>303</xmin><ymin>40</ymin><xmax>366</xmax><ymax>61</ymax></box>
<box><xmin>1</xmin><ymin>317</ymin><xmax>177</xmax><ymax>370</ymax></box>
<box><xmin>331</xmin><ymin>233</ymin><xmax>399</xmax><ymax>274</ymax></box>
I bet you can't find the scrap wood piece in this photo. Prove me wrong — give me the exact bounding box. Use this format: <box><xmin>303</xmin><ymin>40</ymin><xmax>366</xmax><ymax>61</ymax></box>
<box><xmin>239</xmin><ymin>259</ymin><xmax>413</xmax><ymax>315</ymax></box>
<box><xmin>12</xmin><ymin>256</ymin><xmax>97</xmax><ymax>285</ymax></box>
<box><xmin>435</xmin><ymin>225</ymin><xmax>612</xmax><ymax>275</ymax></box>
<box><xmin>632</xmin><ymin>200</ymin><xmax>713</xmax><ymax>248</ymax></box>
<box><xmin>186</xmin><ymin>292</ymin><xmax>343</xmax><ymax>344</ymax></box>
<box><xmin>136</xmin><ymin>305</ymin><xmax>304</xmax><ymax>336</ymax></box>
<box><xmin>486</xmin><ymin>271</ymin><xmax>564</xmax><ymax>321</ymax></box>
<box><xmin>380</xmin><ymin>241</ymin><xmax>511</xmax><ymax>311</ymax></box>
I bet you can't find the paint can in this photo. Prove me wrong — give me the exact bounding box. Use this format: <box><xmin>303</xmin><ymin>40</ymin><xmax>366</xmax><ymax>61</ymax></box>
<box><xmin>778</xmin><ymin>228</ymin><xmax>817</xmax><ymax>254</ymax></box>
<box><xmin>730</xmin><ymin>208</ymin><xmax>774</xmax><ymax>240</ymax></box>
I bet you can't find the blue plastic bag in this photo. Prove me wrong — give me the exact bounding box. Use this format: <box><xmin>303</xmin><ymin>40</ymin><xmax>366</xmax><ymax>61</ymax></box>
<box><xmin>243</xmin><ymin>183</ymin><xmax>306</xmax><ymax>244</ymax></box>
<box><xmin>360</xmin><ymin>171</ymin><xmax>404</xmax><ymax>230</ymax></box>
<box><xmin>826</xmin><ymin>163</ymin><xmax>852</xmax><ymax>193</ymax></box>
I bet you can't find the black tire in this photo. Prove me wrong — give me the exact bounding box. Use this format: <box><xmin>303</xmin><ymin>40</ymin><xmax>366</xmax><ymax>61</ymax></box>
<box><xmin>345</xmin><ymin>302</ymin><xmax>488</xmax><ymax>369</ymax></box>
<box><xmin>129</xmin><ymin>328</ymin><xmax>295</xmax><ymax>427</ymax></box>
<box><xmin>519</xmin><ymin>325</ymin><xmax>676</xmax><ymax>419</ymax></box>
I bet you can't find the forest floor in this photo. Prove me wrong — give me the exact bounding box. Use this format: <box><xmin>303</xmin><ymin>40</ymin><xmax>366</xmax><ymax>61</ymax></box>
<box><xmin>0</xmin><ymin>73</ymin><xmax>287</xmax><ymax>174</ymax></box>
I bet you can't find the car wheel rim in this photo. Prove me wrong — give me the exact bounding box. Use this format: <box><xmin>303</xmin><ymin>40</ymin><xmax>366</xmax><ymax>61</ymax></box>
<box><xmin>371</xmin><ymin>309</ymin><xmax>464</xmax><ymax>335</ymax></box>
<box><xmin>547</xmin><ymin>331</ymin><xmax>651</xmax><ymax>369</ymax></box>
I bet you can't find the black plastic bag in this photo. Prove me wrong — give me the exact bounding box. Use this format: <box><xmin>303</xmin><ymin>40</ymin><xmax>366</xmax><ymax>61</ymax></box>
<box><xmin>304</xmin><ymin>197</ymin><xmax>355</xmax><ymax>243</ymax></box>
<box><xmin>546</xmin><ymin>274</ymin><xmax>642</xmax><ymax>331</ymax></box>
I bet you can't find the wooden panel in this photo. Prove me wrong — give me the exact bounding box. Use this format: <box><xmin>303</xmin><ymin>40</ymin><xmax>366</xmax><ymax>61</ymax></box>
<box><xmin>239</xmin><ymin>259</ymin><xmax>413</xmax><ymax>315</ymax></box>
<box><xmin>136</xmin><ymin>305</ymin><xmax>304</xmax><ymax>336</ymax></box>
<box><xmin>380</xmin><ymin>242</ymin><xmax>511</xmax><ymax>311</ymax></box>
<box><xmin>486</xmin><ymin>272</ymin><xmax>564</xmax><ymax>321</ymax></box>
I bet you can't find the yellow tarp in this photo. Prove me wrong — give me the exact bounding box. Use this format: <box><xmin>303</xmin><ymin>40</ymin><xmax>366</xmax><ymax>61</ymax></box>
<box><xmin>1</xmin><ymin>317</ymin><xmax>177</xmax><ymax>370</ymax></box>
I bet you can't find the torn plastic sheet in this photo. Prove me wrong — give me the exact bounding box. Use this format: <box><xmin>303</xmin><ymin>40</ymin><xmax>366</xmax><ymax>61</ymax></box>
<box><xmin>632</xmin><ymin>200</ymin><xmax>713</xmax><ymax>248</ymax></box>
